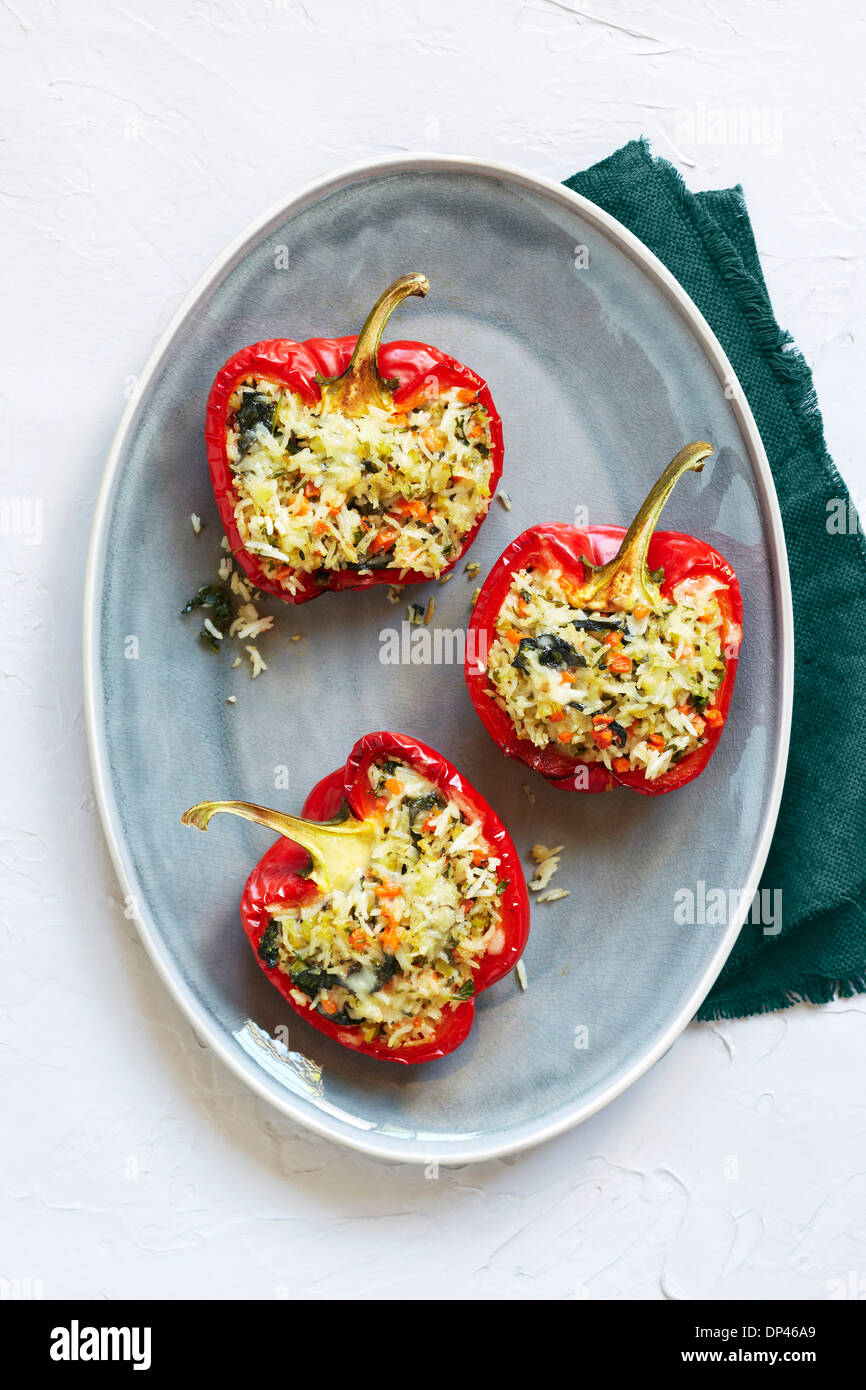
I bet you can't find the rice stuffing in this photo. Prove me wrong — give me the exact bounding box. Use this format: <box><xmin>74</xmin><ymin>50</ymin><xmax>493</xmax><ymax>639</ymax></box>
<box><xmin>486</xmin><ymin>565</ymin><xmax>727</xmax><ymax>782</ymax></box>
<box><xmin>225</xmin><ymin>379</ymin><xmax>494</xmax><ymax>588</ymax></box>
<box><xmin>260</xmin><ymin>758</ymin><xmax>508</xmax><ymax>1049</ymax></box>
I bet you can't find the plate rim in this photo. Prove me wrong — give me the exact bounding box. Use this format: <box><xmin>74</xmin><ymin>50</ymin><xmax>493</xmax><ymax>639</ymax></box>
<box><xmin>82</xmin><ymin>152</ymin><xmax>795</xmax><ymax>1164</ymax></box>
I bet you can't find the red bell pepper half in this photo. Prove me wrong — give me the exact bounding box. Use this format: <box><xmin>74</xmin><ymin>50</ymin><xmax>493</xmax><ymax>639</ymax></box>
<box><xmin>181</xmin><ymin>732</ymin><xmax>529</xmax><ymax>1064</ymax></box>
<box><xmin>465</xmin><ymin>443</ymin><xmax>743</xmax><ymax>795</ymax></box>
<box><xmin>205</xmin><ymin>274</ymin><xmax>504</xmax><ymax>604</ymax></box>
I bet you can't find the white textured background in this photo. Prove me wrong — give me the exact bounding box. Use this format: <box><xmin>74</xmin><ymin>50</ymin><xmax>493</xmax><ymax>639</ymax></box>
<box><xmin>3</xmin><ymin>0</ymin><xmax>865</xmax><ymax>1301</ymax></box>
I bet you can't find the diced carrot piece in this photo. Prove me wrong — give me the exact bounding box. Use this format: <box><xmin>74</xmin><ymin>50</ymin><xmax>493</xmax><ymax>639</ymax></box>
<box><xmin>312</xmin><ymin>520</ymin><xmax>329</xmax><ymax>536</ymax></box>
<box><xmin>320</xmin><ymin>998</ymin><xmax>338</xmax><ymax>1016</ymax></box>
<box><xmin>604</xmin><ymin>631</ymin><xmax>622</xmax><ymax>648</ymax></box>
<box><xmin>456</xmin><ymin>388</ymin><xmax>477</xmax><ymax>403</ymax></box>
<box><xmin>304</xmin><ymin>482</ymin><xmax>320</xmax><ymax>498</ymax></box>
<box><xmin>612</xmin><ymin>757</ymin><xmax>631</xmax><ymax>773</ymax></box>
<box><xmin>348</xmin><ymin>928</ymin><xmax>368</xmax><ymax>949</ymax></box>
<box><xmin>557</xmin><ymin>730</ymin><xmax>573</xmax><ymax>744</ymax></box>
<box><xmin>381</xmin><ymin>923</ymin><xmax>402</xmax><ymax>952</ymax></box>
<box><xmin>548</xmin><ymin>709</ymin><xmax>566</xmax><ymax>723</ymax></box>
<box><xmin>369</xmin><ymin>529</ymin><xmax>398</xmax><ymax>554</ymax></box>
<box><xmin>505</xmin><ymin>629</ymin><xmax>522</xmax><ymax>645</ymax></box>
<box><xmin>593</xmin><ymin>729</ymin><xmax>614</xmax><ymax>748</ymax></box>
<box><xmin>633</xmin><ymin>603</ymin><xmax>650</xmax><ymax>620</ymax></box>
<box><xmin>472</xmin><ymin>848</ymin><xmax>487</xmax><ymax>866</ymax></box>
<box><xmin>607</xmin><ymin>654</ymin><xmax>632</xmax><ymax>674</ymax></box>
<box><xmin>704</xmin><ymin>707</ymin><xmax>725</xmax><ymax>728</ymax></box>
<box><xmin>592</xmin><ymin>714</ymin><xmax>614</xmax><ymax>728</ymax></box>
<box><xmin>516</xmin><ymin>596</ymin><xmax>528</xmax><ymax>617</ymax></box>
<box><xmin>375</xmin><ymin>880</ymin><xmax>403</xmax><ymax>900</ymax></box>
<box><xmin>384</xmin><ymin>777</ymin><xmax>403</xmax><ymax>795</ymax></box>
<box><xmin>648</xmin><ymin>734</ymin><xmax>666</xmax><ymax>750</ymax></box>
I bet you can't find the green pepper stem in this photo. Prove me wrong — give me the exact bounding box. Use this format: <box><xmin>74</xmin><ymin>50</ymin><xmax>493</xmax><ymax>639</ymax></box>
<box><xmin>181</xmin><ymin>800</ymin><xmax>376</xmax><ymax>891</ymax></box>
<box><xmin>578</xmin><ymin>441</ymin><xmax>714</xmax><ymax>612</ymax></box>
<box><xmin>317</xmin><ymin>273</ymin><xmax>430</xmax><ymax>417</ymax></box>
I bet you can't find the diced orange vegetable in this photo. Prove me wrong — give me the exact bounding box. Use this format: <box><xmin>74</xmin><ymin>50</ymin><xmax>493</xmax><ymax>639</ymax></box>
<box><xmin>304</xmin><ymin>482</ymin><xmax>320</xmax><ymax>498</ymax></box>
<box><xmin>292</xmin><ymin>498</ymin><xmax>309</xmax><ymax>516</ymax></box>
<box><xmin>422</xmin><ymin>814</ymin><xmax>439</xmax><ymax>833</ymax></box>
<box><xmin>466</xmin><ymin>421</ymin><xmax>484</xmax><ymax>440</ymax></box>
<box><xmin>677</xmin><ymin>643</ymin><xmax>696</xmax><ymax>660</ymax></box>
<box><xmin>633</xmin><ymin>603</ymin><xmax>650</xmax><ymax>620</ymax></box>
<box><xmin>648</xmin><ymin>734</ymin><xmax>666</xmax><ymax>750</ymax></box>
<box><xmin>557</xmin><ymin>730</ymin><xmax>573</xmax><ymax>744</ymax></box>
<box><xmin>612</xmin><ymin>757</ymin><xmax>631</xmax><ymax>773</ymax></box>
<box><xmin>548</xmin><ymin>709</ymin><xmax>566</xmax><ymax>723</ymax></box>
<box><xmin>704</xmin><ymin>707</ymin><xmax>725</xmax><ymax>728</ymax></box>
<box><xmin>384</xmin><ymin>777</ymin><xmax>403</xmax><ymax>795</ymax></box>
<box><xmin>516</xmin><ymin>596</ymin><xmax>528</xmax><ymax>618</ymax></box>
<box><xmin>375</xmin><ymin>878</ymin><xmax>403</xmax><ymax>900</ymax></box>
<box><xmin>456</xmin><ymin>388</ymin><xmax>477</xmax><ymax>403</ymax></box>
<box><xmin>320</xmin><ymin>998</ymin><xmax>338</xmax><ymax>1016</ymax></box>
<box><xmin>604</xmin><ymin>631</ymin><xmax>622</xmax><ymax>648</ymax></box>
<box><xmin>348</xmin><ymin>928</ymin><xmax>368</xmax><ymax>949</ymax></box>
<box><xmin>391</xmin><ymin>411</ymin><xmax>408</xmax><ymax>427</ymax></box>
<box><xmin>381</xmin><ymin>923</ymin><xmax>402</xmax><ymax>952</ymax></box>
<box><xmin>692</xmin><ymin>714</ymin><xmax>706</xmax><ymax>737</ymax></box>
<box><xmin>312</xmin><ymin>520</ymin><xmax>330</xmax><ymax>536</ymax></box>
<box><xmin>472</xmin><ymin>848</ymin><xmax>487</xmax><ymax>866</ymax></box>
<box><xmin>505</xmin><ymin>629</ymin><xmax>522</xmax><ymax>646</ymax></box>
<box><xmin>607</xmin><ymin>653</ymin><xmax>632</xmax><ymax>675</ymax></box>
<box><xmin>592</xmin><ymin>728</ymin><xmax>614</xmax><ymax>748</ymax></box>
<box><xmin>369</xmin><ymin>529</ymin><xmax>398</xmax><ymax>554</ymax></box>
<box><xmin>592</xmin><ymin>714</ymin><xmax>614</xmax><ymax>728</ymax></box>
<box><xmin>421</xmin><ymin>426</ymin><xmax>446</xmax><ymax>453</ymax></box>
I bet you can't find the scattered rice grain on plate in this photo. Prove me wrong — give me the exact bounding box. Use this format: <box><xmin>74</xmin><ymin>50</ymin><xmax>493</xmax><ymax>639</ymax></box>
<box><xmin>464</xmin><ymin>561</ymin><xmax>480</xmax><ymax>578</ymax></box>
<box><xmin>226</xmin><ymin>695</ymin><xmax>237</xmax><ymax>705</ymax></box>
<box><xmin>515</xmin><ymin>959</ymin><xmax>528</xmax><ymax>991</ymax></box>
<box><xmin>497</xmin><ymin>490</ymin><xmax>512</xmax><ymax>511</ymax></box>
<box><xmin>471</xmin><ymin>586</ymin><xmax>481</xmax><ymax>606</ymax></box>
<box><xmin>291</xmin><ymin>633</ymin><xmax>302</xmax><ymax>642</ymax></box>
<box><xmin>537</xmin><ymin>888</ymin><xmax>570</xmax><ymax>903</ymax></box>
<box><xmin>232</xmin><ymin>656</ymin><xmax>242</xmax><ymax>669</ymax></box>
<box><xmin>218</xmin><ymin>556</ymin><xmax>232</xmax><ymax>581</ymax></box>
<box><xmin>191</xmin><ymin>513</ymin><xmax>202</xmax><ymax>534</ymax></box>
<box><xmin>438</xmin><ymin>573</ymin><xmax>452</xmax><ymax>586</ymax></box>
<box><xmin>202</xmin><ymin>617</ymin><xmax>223</xmax><ymax>643</ymax></box>
<box><xmin>522</xmin><ymin>783</ymin><xmax>536</xmax><ymax>806</ymax></box>
<box><xmin>230</xmin><ymin>569</ymin><xmax>252</xmax><ymax>601</ymax></box>
<box><xmin>529</xmin><ymin>844</ymin><xmax>564</xmax><ymax>892</ymax></box>
<box><xmin>246</xmin><ymin>645</ymin><xmax>267</xmax><ymax>678</ymax></box>
<box><xmin>220</xmin><ymin>536</ymin><xmax>230</xmax><ymax>551</ymax></box>
<box><xmin>424</xmin><ymin>596</ymin><xmax>436</xmax><ymax>625</ymax></box>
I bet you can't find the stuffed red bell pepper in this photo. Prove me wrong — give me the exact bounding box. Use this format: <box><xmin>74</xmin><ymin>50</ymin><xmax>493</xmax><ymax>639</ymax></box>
<box><xmin>205</xmin><ymin>274</ymin><xmax>504</xmax><ymax>604</ymax></box>
<box><xmin>465</xmin><ymin>442</ymin><xmax>743</xmax><ymax>795</ymax></box>
<box><xmin>182</xmin><ymin>732</ymin><xmax>529</xmax><ymax>1063</ymax></box>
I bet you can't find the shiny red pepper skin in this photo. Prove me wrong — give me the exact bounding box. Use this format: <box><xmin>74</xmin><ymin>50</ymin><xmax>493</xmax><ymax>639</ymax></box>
<box><xmin>205</xmin><ymin>338</ymin><xmax>503</xmax><ymax>605</ymax></box>
<box><xmin>465</xmin><ymin>525</ymin><xmax>743</xmax><ymax>795</ymax></box>
<box><xmin>240</xmin><ymin>732</ymin><xmax>530</xmax><ymax>1063</ymax></box>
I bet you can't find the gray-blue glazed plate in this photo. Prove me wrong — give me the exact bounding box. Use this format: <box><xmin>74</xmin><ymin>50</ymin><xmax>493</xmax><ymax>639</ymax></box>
<box><xmin>84</xmin><ymin>155</ymin><xmax>793</xmax><ymax>1163</ymax></box>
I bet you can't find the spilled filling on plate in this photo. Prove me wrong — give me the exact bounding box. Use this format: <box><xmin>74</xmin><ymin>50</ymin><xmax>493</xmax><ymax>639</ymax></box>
<box><xmin>259</xmin><ymin>759</ymin><xmax>507</xmax><ymax>1048</ymax></box>
<box><xmin>486</xmin><ymin>566</ymin><xmax>728</xmax><ymax>780</ymax></box>
<box><xmin>226</xmin><ymin>379</ymin><xmax>493</xmax><ymax>592</ymax></box>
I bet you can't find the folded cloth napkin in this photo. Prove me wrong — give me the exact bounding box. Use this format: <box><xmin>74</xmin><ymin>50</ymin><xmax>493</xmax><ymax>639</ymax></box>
<box><xmin>565</xmin><ymin>140</ymin><xmax>866</xmax><ymax>1019</ymax></box>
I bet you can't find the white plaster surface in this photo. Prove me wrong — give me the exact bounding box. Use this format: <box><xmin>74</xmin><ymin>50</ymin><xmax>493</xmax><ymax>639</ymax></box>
<box><xmin>2</xmin><ymin>0</ymin><xmax>865</xmax><ymax>1301</ymax></box>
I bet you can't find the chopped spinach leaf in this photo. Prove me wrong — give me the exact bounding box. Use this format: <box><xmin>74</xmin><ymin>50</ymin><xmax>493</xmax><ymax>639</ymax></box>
<box><xmin>257</xmin><ymin>922</ymin><xmax>281</xmax><ymax>969</ymax></box>
<box><xmin>513</xmin><ymin>632</ymin><xmax>584</xmax><ymax>672</ymax></box>
<box><xmin>236</xmin><ymin>389</ymin><xmax>276</xmax><ymax>455</ymax></box>
<box><xmin>181</xmin><ymin>585</ymin><xmax>233</xmax><ymax>653</ymax></box>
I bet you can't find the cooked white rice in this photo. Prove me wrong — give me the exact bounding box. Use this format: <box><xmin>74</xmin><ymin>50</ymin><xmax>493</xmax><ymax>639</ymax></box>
<box><xmin>225</xmin><ymin>379</ymin><xmax>494</xmax><ymax>587</ymax></box>
<box><xmin>486</xmin><ymin>566</ymin><xmax>727</xmax><ymax>781</ymax></box>
<box><xmin>262</xmin><ymin>759</ymin><xmax>508</xmax><ymax>1049</ymax></box>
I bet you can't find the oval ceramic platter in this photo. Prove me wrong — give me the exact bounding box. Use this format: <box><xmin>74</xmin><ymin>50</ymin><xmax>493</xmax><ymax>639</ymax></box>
<box><xmin>84</xmin><ymin>155</ymin><xmax>793</xmax><ymax>1163</ymax></box>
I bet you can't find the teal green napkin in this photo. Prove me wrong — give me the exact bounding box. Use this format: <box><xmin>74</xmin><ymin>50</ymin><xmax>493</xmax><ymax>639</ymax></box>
<box><xmin>566</xmin><ymin>140</ymin><xmax>866</xmax><ymax>1019</ymax></box>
